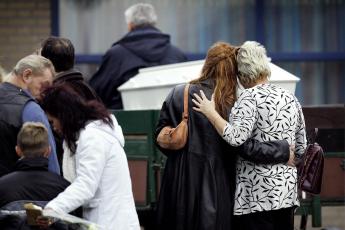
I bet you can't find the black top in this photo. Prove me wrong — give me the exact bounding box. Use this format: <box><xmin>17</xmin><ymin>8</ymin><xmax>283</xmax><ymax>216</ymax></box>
<box><xmin>0</xmin><ymin>82</ymin><xmax>33</xmax><ymax>176</ymax></box>
<box><xmin>89</xmin><ymin>26</ymin><xmax>187</xmax><ymax>109</ymax></box>
<box><xmin>155</xmin><ymin>80</ymin><xmax>290</xmax><ymax>230</ymax></box>
<box><xmin>0</xmin><ymin>157</ymin><xmax>70</xmax><ymax>207</ymax></box>
<box><xmin>54</xmin><ymin>69</ymin><xmax>99</xmax><ymax>102</ymax></box>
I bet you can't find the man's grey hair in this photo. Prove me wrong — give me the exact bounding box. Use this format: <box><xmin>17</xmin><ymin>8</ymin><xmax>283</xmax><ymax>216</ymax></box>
<box><xmin>124</xmin><ymin>3</ymin><xmax>157</xmax><ymax>28</ymax></box>
<box><xmin>13</xmin><ymin>54</ymin><xmax>55</xmax><ymax>76</ymax></box>
<box><xmin>237</xmin><ymin>41</ymin><xmax>271</xmax><ymax>86</ymax></box>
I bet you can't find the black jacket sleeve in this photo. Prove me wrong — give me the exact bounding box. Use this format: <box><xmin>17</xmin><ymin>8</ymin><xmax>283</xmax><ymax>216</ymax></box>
<box><xmin>235</xmin><ymin>139</ymin><xmax>290</xmax><ymax>164</ymax></box>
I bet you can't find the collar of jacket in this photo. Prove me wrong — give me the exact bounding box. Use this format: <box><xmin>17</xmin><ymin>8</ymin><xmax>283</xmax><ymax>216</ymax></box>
<box><xmin>14</xmin><ymin>156</ymin><xmax>49</xmax><ymax>171</ymax></box>
<box><xmin>198</xmin><ymin>78</ymin><xmax>215</xmax><ymax>89</ymax></box>
<box><xmin>113</xmin><ymin>26</ymin><xmax>167</xmax><ymax>46</ymax></box>
<box><xmin>1</xmin><ymin>82</ymin><xmax>35</xmax><ymax>101</ymax></box>
<box><xmin>53</xmin><ymin>69</ymin><xmax>83</xmax><ymax>84</ymax></box>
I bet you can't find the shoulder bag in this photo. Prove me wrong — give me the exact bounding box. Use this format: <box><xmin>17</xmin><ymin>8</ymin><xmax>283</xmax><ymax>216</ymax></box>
<box><xmin>156</xmin><ymin>84</ymin><xmax>190</xmax><ymax>150</ymax></box>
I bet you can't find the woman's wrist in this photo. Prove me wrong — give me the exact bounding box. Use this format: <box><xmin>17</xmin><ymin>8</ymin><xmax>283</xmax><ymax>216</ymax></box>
<box><xmin>209</xmin><ymin>111</ymin><xmax>219</xmax><ymax>126</ymax></box>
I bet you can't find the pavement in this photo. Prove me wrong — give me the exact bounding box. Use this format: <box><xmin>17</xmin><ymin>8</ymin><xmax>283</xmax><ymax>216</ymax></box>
<box><xmin>294</xmin><ymin>206</ymin><xmax>345</xmax><ymax>230</ymax></box>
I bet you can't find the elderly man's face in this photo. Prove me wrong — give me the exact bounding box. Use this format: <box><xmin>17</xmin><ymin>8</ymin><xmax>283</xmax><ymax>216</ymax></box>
<box><xmin>26</xmin><ymin>68</ymin><xmax>53</xmax><ymax>100</ymax></box>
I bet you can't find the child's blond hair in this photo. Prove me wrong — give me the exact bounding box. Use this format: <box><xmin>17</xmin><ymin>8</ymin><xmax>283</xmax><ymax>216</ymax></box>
<box><xmin>17</xmin><ymin>122</ymin><xmax>49</xmax><ymax>157</ymax></box>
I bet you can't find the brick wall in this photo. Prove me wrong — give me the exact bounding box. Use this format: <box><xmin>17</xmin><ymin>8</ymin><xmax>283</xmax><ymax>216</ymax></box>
<box><xmin>0</xmin><ymin>0</ymin><xmax>51</xmax><ymax>72</ymax></box>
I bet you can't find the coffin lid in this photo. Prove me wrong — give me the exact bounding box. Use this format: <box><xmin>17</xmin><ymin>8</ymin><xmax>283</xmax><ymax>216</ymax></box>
<box><xmin>118</xmin><ymin>60</ymin><xmax>300</xmax><ymax>91</ymax></box>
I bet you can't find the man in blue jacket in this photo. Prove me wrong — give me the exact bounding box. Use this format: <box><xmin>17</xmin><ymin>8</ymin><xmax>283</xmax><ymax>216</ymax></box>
<box><xmin>89</xmin><ymin>3</ymin><xmax>187</xmax><ymax>109</ymax></box>
<box><xmin>0</xmin><ymin>55</ymin><xmax>60</xmax><ymax>176</ymax></box>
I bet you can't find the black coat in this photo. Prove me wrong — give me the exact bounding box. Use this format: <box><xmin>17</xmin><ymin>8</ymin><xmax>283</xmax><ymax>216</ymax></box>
<box><xmin>0</xmin><ymin>82</ymin><xmax>33</xmax><ymax>177</ymax></box>
<box><xmin>53</xmin><ymin>69</ymin><xmax>99</xmax><ymax>102</ymax></box>
<box><xmin>89</xmin><ymin>26</ymin><xmax>187</xmax><ymax>109</ymax></box>
<box><xmin>155</xmin><ymin>81</ymin><xmax>289</xmax><ymax>230</ymax></box>
<box><xmin>0</xmin><ymin>157</ymin><xmax>70</xmax><ymax>207</ymax></box>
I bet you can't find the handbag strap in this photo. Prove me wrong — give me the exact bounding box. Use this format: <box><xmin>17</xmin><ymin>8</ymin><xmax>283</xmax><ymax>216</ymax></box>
<box><xmin>182</xmin><ymin>84</ymin><xmax>190</xmax><ymax>120</ymax></box>
<box><xmin>307</xmin><ymin>128</ymin><xmax>319</xmax><ymax>144</ymax></box>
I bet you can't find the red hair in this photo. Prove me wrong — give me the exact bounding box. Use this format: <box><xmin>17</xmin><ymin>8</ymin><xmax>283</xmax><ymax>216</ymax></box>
<box><xmin>191</xmin><ymin>42</ymin><xmax>239</xmax><ymax>119</ymax></box>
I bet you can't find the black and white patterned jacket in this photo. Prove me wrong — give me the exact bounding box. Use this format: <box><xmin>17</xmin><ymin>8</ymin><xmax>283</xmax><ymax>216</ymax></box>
<box><xmin>222</xmin><ymin>83</ymin><xmax>306</xmax><ymax>215</ymax></box>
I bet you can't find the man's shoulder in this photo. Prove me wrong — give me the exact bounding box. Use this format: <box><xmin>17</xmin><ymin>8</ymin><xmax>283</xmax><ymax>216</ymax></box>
<box><xmin>22</xmin><ymin>101</ymin><xmax>48</xmax><ymax>124</ymax></box>
<box><xmin>0</xmin><ymin>83</ymin><xmax>33</xmax><ymax>104</ymax></box>
<box><xmin>54</xmin><ymin>69</ymin><xmax>83</xmax><ymax>83</ymax></box>
<box><xmin>164</xmin><ymin>45</ymin><xmax>187</xmax><ymax>62</ymax></box>
<box><xmin>45</xmin><ymin>171</ymin><xmax>70</xmax><ymax>187</ymax></box>
<box><xmin>0</xmin><ymin>170</ymin><xmax>69</xmax><ymax>190</ymax></box>
<box><xmin>0</xmin><ymin>172</ymin><xmax>22</xmax><ymax>195</ymax></box>
<box><xmin>23</xmin><ymin>101</ymin><xmax>42</xmax><ymax>113</ymax></box>
<box><xmin>107</xmin><ymin>43</ymin><xmax>131</xmax><ymax>56</ymax></box>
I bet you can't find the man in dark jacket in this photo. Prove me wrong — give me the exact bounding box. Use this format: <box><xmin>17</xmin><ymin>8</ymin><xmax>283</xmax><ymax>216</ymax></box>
<box><xmin>40</xmin><ymin>37</ymin><xmax>100</xmax><ymax>171</ymax></box>
<box><xmin>0</xmin><ymin>122</ymin><xmax>69</xmax><ymax>207</ymax></box>
<box><xmin>89</xmin><ymin>3</ymin><xmax>187</xmax><ymax>109</ymax></box>
<box><xmin>0</xmin><ymin>55</ymin><xmax>60</xmax><ymax>177</ymax></box>
<box><xmin>0</xmin><ymin>122</ymin><xmax>71</xmax><ymax>229</ymax></box>
<box><xmin>40</xmin><ymin>36</ymin><xmax>99</xmax><ymax>101</ymax></box>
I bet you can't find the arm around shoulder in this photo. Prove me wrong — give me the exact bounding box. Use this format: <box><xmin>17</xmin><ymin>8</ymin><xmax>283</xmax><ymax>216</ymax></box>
<box><xmin>236</xmin><ymin>138</ymin><xmax>290</xmax><ymax>164</ymax></box>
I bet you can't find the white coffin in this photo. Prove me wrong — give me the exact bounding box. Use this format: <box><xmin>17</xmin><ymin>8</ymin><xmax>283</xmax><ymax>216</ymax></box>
<box><xmin>118</xmin><ymin>60</ymin><xmax>300</xmax><ymax>110</ymax></box>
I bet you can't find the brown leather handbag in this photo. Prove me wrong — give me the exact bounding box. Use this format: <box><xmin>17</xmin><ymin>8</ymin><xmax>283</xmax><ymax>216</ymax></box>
<box><xmin>156</xmin><ymin>84</ymin><xmax>190</xmax><ymax>150</ymax></box>
<box><xmin>298</xmin><ymin>129</ymin><xmax>324</xmax><ymax>194</ymax></box>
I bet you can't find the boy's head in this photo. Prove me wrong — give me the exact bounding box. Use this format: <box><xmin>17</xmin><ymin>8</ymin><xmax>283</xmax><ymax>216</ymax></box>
<box><xmin>16</xmin><ymin>122</ymin><xmax>51</xmax><ymax>158</ymax></box>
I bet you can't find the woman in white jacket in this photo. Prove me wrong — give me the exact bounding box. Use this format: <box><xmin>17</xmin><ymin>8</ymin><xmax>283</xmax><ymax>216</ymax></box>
<box><xmin>40</xmin><ymin>84</ymin><xmax>140</xmax><ymax>230</ymax></box>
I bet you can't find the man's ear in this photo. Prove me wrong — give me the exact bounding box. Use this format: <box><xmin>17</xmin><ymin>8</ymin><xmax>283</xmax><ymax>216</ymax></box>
<box><xmin>15</xmin><ymin>146</ymin><xmax>23</xmax><ymax>158</ymax></box>
<box><xmin>22</xmin><ymin>69</ymin><xmax>33</xmax><ymax>83</ymax></box>
<box><xmin>128</xmin><ymin>22</ymin><xmax>134</xmax><ymax>31</ymax></box>
<box><xmin>43</xmin><ymin>146</ymin><xmax>51</xmax><ymax>158</ymax></box>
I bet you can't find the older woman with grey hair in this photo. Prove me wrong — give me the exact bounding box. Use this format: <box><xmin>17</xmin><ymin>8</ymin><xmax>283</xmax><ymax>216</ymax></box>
<box><xmin>193</xmin><ymin>41</ymin><xmax>306</xmax><ymax>230</ymax></box>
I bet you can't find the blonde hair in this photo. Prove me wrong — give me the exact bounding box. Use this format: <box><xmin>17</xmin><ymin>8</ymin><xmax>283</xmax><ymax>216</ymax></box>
<box><xmin>191</xmin><ymin>42</ymin><xmax>238</xmax><ymax>119</ymax></box>
<box><xmin>17</xmin><ymin>122</ymin><xmax>49</xmax><ymax>157</ymax></box>
<box><xmin>12</xmin><ymin>54</ymin><xmax>55</xmax><ymax>77</ymax></box>
<box><xmin>237</xmin><ymin>41</ymin><xmax>271</xmax><ymax>88</ymax></box>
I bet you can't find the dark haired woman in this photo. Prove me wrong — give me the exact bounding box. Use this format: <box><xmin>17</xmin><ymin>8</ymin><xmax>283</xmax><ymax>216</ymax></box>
<box><xmin>41</xmin><ymin>84</ymin><xmax>140</xmax><ymax>230</ymax></box>
<box><xmin>155</xmin><ymin>42</ymin><xmax>293</xmax><ymax>230</ymax></box>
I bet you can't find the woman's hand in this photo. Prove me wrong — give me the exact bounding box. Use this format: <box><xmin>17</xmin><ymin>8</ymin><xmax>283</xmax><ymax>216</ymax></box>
<box><xmin>192</xmin><ymin>90</ymin><xmax>216</xmax><ymax>118</ymax></box>
<box><xmin>287</xmin><ymin>144</ymin><xmax>296</xmax><ymax>167</ymax></box>
<box><xmin>36</xmin><ymin>216</ymin><xmax>53</xmax><ymax>229</ymax></box>
<box><xmin>36</xmin><ymin>208</ymin><xmax>55</xmax><ymax>229</ymax></box>
<box><xmin>192</xmin><ymin>90</ymin><xmax>227</xmax><ymax>136</ymax></box>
